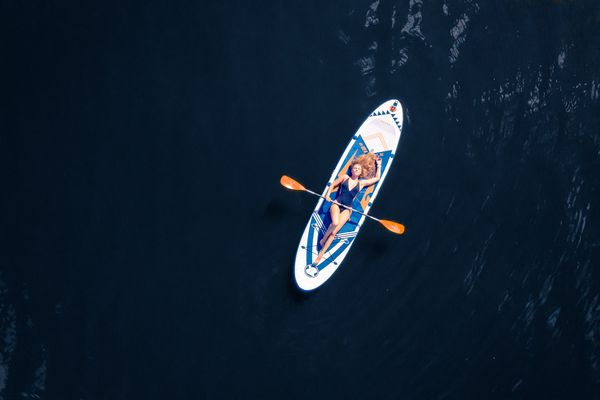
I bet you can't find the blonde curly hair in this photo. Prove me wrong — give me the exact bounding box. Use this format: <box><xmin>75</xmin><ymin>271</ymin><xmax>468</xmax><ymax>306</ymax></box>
<box><xmin>351</xmin><ymin>152</ymin><xmax>378</xmax><ymax>179</ymax></box>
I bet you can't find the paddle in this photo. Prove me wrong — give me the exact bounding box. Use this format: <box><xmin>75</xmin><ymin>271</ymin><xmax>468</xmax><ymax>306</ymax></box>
<box><xmin>280</xmin><ymin>175</ymin><xmax>405</xmax><ymax>235</ymax></box>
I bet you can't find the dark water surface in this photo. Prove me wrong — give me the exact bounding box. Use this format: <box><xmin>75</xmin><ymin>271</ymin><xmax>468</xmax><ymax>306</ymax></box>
<box><xmin>3</xmin><ymin>1</ymin><xmax>600</xmax><ymax>399</ymax></box>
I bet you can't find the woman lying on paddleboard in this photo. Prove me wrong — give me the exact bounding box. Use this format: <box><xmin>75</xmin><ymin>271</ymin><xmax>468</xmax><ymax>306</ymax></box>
<box><xmin>312</xmin><ymin>152</ymin><xmax>382</xmax><ymax>267</ymax></box>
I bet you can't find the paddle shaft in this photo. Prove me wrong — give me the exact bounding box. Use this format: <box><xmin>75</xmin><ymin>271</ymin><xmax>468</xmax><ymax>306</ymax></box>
<box><xmin>303</xmin><ymin>188</ymin><xmax>380</xmax><ymax>223</ymax></box>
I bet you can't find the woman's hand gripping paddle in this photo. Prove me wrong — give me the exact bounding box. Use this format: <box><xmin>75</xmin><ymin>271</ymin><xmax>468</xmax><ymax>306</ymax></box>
<box><xmin>280</xmin><ymin>175</ymin><xmax>405</xmax><ymax>235</ymax></box>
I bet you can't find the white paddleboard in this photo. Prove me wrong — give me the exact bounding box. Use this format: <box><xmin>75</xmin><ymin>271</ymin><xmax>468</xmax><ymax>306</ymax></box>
<box><xmin>294</xmin><ymin>100</ymin><xmax>403</xmax><ymax>291</ymax></box>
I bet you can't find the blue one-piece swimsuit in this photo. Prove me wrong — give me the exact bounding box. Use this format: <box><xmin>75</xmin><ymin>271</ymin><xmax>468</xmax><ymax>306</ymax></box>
<box><xmin>336</xmin><ymin>178</ymin><xmax>360</xmax><ymax>210</ymax></box>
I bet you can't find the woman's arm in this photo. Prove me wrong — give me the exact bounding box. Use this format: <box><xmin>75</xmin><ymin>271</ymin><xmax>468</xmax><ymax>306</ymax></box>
<box><xmin>360</xmin><ymin>157</ymin><xmax>382</xmax><ymax>188</ymax></box>
<box><xmin>326</xmin><ymin>174</ymin><xmax>348</xmax><ymax>201</ymax></box>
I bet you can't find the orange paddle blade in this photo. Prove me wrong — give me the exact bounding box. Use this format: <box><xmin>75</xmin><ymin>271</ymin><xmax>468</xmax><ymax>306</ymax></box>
<box><xmin>280</xmin><ymin>175</ymin><xmax>306</xmax><ymax>191</ymax></box>
<box><xmin>379</xmin><ymin>219</ymin><xmax>405</xmax><ymax>235</ymax></box>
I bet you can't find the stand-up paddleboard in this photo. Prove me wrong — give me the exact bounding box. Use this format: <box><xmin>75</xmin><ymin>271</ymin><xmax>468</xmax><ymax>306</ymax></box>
<box><xmin>294</xmin><ymin>100</ymin><xmax>403</xmax><ymax>291</ymax></box>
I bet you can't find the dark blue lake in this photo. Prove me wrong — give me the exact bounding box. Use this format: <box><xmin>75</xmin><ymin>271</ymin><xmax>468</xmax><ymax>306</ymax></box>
<box><xmin>2</xmin><ymin>0</ymin><xmax>600</xmax><ymax>399</ymax></box>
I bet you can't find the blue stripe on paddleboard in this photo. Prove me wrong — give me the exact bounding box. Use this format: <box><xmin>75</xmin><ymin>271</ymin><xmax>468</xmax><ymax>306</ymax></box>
<box><xmin>306</xmin><ymin>215</ymin><xmax>317</xmax><ymax>266</ymax></box>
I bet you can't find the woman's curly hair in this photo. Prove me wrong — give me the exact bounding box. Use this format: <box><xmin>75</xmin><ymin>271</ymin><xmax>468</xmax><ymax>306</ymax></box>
<box><xmin>351</xmin><ymin>152</ymin><xmax>378</xmax><ymax>178</ymax></box>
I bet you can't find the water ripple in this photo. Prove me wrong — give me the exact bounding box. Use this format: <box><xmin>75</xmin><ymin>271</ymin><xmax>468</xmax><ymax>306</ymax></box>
<box><xmin>401</xmin><ymin>0</ymin><xmax>425</xmax><ymax>40</ymax></box>
<box><xmin>449</xmin><ymin>13</ymin><xmax>470</xmax><ymax>64</ymax></box>
<box><xmin>0</xmin><ymin>279</ymin><xmax>16</xmax><ymax>396</ymax></box>
<box><xmin>364</xmin><ymin>0</ymin><xmax>380</xmax><ymax>28</ymax></box>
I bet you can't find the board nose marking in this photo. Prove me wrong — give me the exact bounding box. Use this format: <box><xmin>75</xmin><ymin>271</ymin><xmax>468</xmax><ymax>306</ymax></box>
<box><xmin>362</xmin><ymin>132</ymin><xmax>390</xmax><ymax>149</ymax></box>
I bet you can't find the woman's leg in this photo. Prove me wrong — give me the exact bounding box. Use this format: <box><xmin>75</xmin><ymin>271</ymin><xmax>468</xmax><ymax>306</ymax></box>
<box><xmin>320</xmin><ymin>203</ymin><xmax>340</xmax><ymax>247</ymax></box>
<box><xmin>332</xmin><ymin>209</ymin><xmax>352</xmax><ymax>237</ymax></box>
<box><xmin>315</xmin><ymin>209</ymin><xmax>352</xmax><ymax>264</ymax></box>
